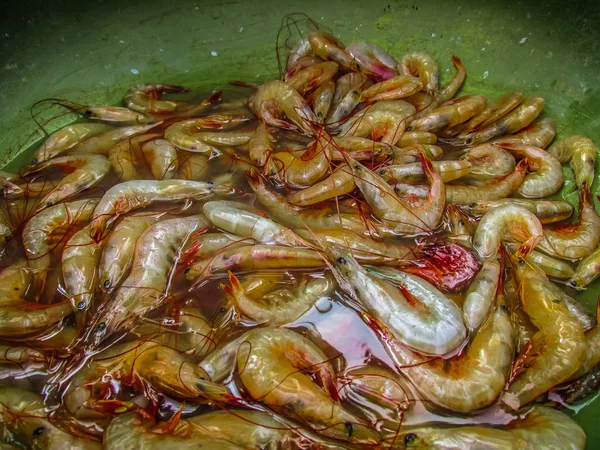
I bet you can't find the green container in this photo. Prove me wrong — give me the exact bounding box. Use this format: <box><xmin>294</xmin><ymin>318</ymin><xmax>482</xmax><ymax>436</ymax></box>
<box><xmin>1</xmin><ymin>0</ymin><xmax>599</xmax><ymax>446</ymax></box>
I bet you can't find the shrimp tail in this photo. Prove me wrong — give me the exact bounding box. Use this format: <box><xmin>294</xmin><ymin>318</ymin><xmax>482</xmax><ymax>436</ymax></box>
<box><xmin>201</xmin><ymin>90</ymin><xmax>223</xmax><ymax>106</ymax></box>
<box><xmin>581</xmin><ymin>185</ymin><xmax>592</xmax><ymax>208</ymax></box>
<box><xmin>223</xmin><ymin>271</ymin><xmax>244</xmax><ymax>297</ymax></box>
<box><xmin>451</xmin><ymin>55</ymin><xmax>463</xmax><ymax>71</ymax></box>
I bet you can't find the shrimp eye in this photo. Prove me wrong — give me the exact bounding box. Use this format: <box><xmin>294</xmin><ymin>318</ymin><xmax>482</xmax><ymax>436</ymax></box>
<box><xmin>465</xmin><ymin>138</ymin><xmax>473</xmax><ymax>145</ymax></box>
<box><xmin>570</xmin><ymin>280</ymin><xmax>577</xmax><ymax>287</ymax></box>
<box><xmin>405</xmin><ymin>126</ymin><xmax>412</xmax><ymax>131</ymax></box>
<box><xmin>458</xmin><ymin>219</ymin><xmax>465</xmax><ymax>226</ymax></box>
<box><xmin>77</xmin><ymin>301</ymin><xmax>86</xmax><ymax>311</ymax></box>
<box><xmin>501</xmin><ymin>304</ymin><xmax>509</xmax><ymax>312</ymax></box>
<box><xmin>404</xmin><ymin>433</ymin><xmax>418</xmax><ymax>445</ymax></box>
<box><xmin>518</xmin><ymin>259</ymin><xmax>525</xmax><ymax>266</ymax></box>
<box><xmin>353</xmin><ymin>165</ymin><xmax>361</xmax><ymax>170</ymax></box>
<box><xmin>211</xmin><ymin>150</ymin><xmax>219</xmax><ymax>157</ymax></box>
<box><xmin>103</xmin><ymin>279</ymin><xmax>111</xmax><ymax>288</ymax></box>
<box><xmin>96</xmin><ymin>322</ymin><xmax>106</xmax><ymax>333</ymax></box>
<box><xmin>84</xmin><ymin>109</ymin><xmax>93</xmax><ymax>116</ymax></box>
<box><xmin>344</xmin><ymin>422</ymin><xmax>354</xmax><ymax>437</ymax></box>
<box><xmin>32</xmin><ymin>427</ymin><xmax>45</xmax><ymax>437</ymax></box>
<box><xmin>184</xmin><ymin>268</ymin><xmax>192</xmax><ymax>275</ymax></box>
<box><xmin>31</xmin><ymin>158</ymin><xmax>38</xmax><ymax>163</ymax></box>
<box><xmin>220</xmin><ymin>307</ymin><xmax>227</xmax><ymax>313</ymax></box>
<box><xmin>46</xmin><ymin>201</ymin><xmax>53</xmax><ymax>207</ymax></box>
<box><xmin>469</xmin><ymin>202</ymin><xmax>476</xmax><ymax>208</ymax></box>
<box><xmin>337</xmin><ymin>257</ymin><xmax>347</xmax><ymax>265</ymax></box>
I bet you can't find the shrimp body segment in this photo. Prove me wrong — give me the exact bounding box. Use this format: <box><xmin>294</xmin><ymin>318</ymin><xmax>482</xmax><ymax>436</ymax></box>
<box><xmin>547</xmin><ymin>135</ymin><xmax>597</xmax><ymax>189</ymax></box>
<box><xmin>124</xmin><ymin>83</ymin><xmax>189</xmax><ymax>114</ymax></box>
<box><xmin>398</xmin><ymin>51</ymin><xmax>440</xmax><ymax>93</ymax></box>
<box><xmin>34</xmin><ymin>123</ymin><xmax>114</xmax><ymax>162</ymax></box>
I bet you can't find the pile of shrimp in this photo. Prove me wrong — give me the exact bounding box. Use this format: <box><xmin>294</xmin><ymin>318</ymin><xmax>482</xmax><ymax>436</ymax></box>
<box><xmin>1</xmin><ymin>14</ymin><xmax>598</xmax><ymax>450</ymax></box>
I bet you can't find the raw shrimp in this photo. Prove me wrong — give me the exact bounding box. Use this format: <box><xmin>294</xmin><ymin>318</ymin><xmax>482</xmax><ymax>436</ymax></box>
<box><xmin>569</xmin><ymin>247</ymin><xmax>600</xmax><ymax>290</ymax></box>
<box><xmin>536</xmin><ymin>187</ymin><xmax>600</xmax><ymax>260</ymax></box>
<box><xmin>408</xmin><ymin>95</ymin><xmax>487</xmax><ymax>133</ymax></box>
<box><xmin>68</xmin><ymin>123</ymin><xmax>158</xmax><ymax>155</ymax></box>
<box><xmin>163</xmin><ymin>115</ymin><xmax>250</xmax><ymax>152</ymax></box>
<box><xmin>495</xmin><ymin>142</ymin><xmax>563</xmax><ymax>198</ymax></box>
<box><xmin>462</xmin><ymin>91</ymin><xmax>525</xmax><ymax>134</ymax></box>
<box><xmin>312</xmin><ymin>79</ymin><xmax>335</xmax><ymax>123</ymax></box>
<box><xmin>288</xmin><ymin>163</ymin><xmax>355</xmax><ymax>206</ymax></box>
<box><xmin>286</xmin><ymin>36</ymin><xmax>314</xmax><ymax>71</ymax></box>
<box><xmin>378</xmin><ymin>159</ymin><xmax>471</xmax><ymax>183</ymax></box>
<box><xmin>506</xmin><ymin>116</ymin><xmax>556</xmax><ymax>149</ymax></box>
<box><xmin>108</xmin><ymin>133</ymin><xmax>162</xmax><ymax>181</ymax></box>
<box><xmin>88</xmin><ymin>179</ymin><xmax>220</xmax><ymax>240</ymax></box>
<box><xmin>547</xmin><ymin>135</ymin><xmax>597</xmax><ymax>189</ymax></box>
<box><xmin>33</xmin><ymin>123</ymin><xmax>114</xmax><ymax>162</ymax></box>
<box><xmin>501</xmin><ymin>254</ymin><xmax>586</xmax><ymax>410</ymax></box>
<box><xmin>0</xmin><ymin>344</ymin><xmax>46</xmax><ymax>381</ymax></box>
<box><xmin>326</xmin><ymin>72</ymin><xmax>370</xmax><ymax>127</ymax></box>
<box><xmin>60</xmin><ymin>101</ymin><xmax>151</xmax><ymax>125</ymax></box>
<box><xmin>404</xmin><ymin>92</ymin><xmax>434</xmax><ymax>113</ymax></box>
<box><xmin>332</xmin><ymin>136</ymin><xmax>393</xmax><ymax>161</ymax></box>
<box><xmin>326</xmin><ymin>245</ymin><xmax>466</xmax><ymax>355</ymax></box>
<box><xmin>181</xmin><ymin>232</ymin><xmax>253</xmax><ymax>263</ymax></box>
<box><xmin>397</xmin><ymin>131</ymin><xmax>437</xmax><ymax>146</ymax></box>
<box><xmin>251</xmin><ymin>80</ymin><xmax>317</xmax><ymax>134</ymax></box>
<box><xmin>0</xmin><ymin>302</ymin><xmax>72</xmax><ymax>337</ymax></box>
<box><xmin>222</xmin><ymin>272</ymin><xmax>335</xmax><ymax>325</ymax></box>
<box><xmin>98</xmin><ymin>212</ymin><xmax>164</xmax><ymax>293</ymax></box>
<box><xmin>462</xmin><ymin>258</ymin><xmax>501</xmax><ymax>331</ymax></box>
<box><xmin>346</xmin><ymin>41</ymin><xmax>397</xmax><ymax>81</ymax></box>
<box><xmin>460</xmin><ymin>144</ymin><xmax>515</xmax><ymax>185</ymax></box>
<box><xmin>505</xmin><ymin>243</ymin><xmax>574</xmax><ymax>281</ymax></box>
<box><xmin>445</xmin><ymin>203</ymin><xmax>477</xmax><ymax>247</ymax></box>
<box><xmin>555</xmin><ymin>362</ymin><xmax>600</xmax><ymax>405</ymax></box>
<box><xmin>248</xmin><ymin>122</ymin><xmax>275</xmax><ymax>166</ymax></box>
<box><xmin>83</xmin><ymin>215</ymin><xmax>208</xmax><ymax>353</ymax></box>
<box><xmin>175</xmin><ymin>153</ymin><xmax>209</xmax><ymax>181</ymax></box>
<box><xmin>123</xmin><ymin>83</ymin><xmax>189</xmax><ymax>114</ymax></box>
<box><xmin>472</xmin><ymin>204</ymin><xmax>543</xmax><ymax>260</ymax></box>
<box><xmin>359</xmin><ymin>75</ymin><xmax>423</xmax><ymax>103</ymax></box>
<box><xmin>466</xmin><ymin>198</ymin><xmax>574</xmax><ymax>224</ymax></box>
<box><xmin>203</xmin><ymin>200</ymin><xmax>305</xmax><ymax>246</ymax></box>
<box><xmin>307</xmin><ymin>30</ymin><xmax>355</xmax><ymax>69</ymax></box>
<box><xmin>0</xmin><ymin>261</ymin><xmax>32</xmax><ymax>306</ymax></box>
<box><xmin>398</xmin><ymin>51</ymin><xmax>440</xmax><ymax>93</ymax></box>
<box><xmin>61</xmin><ymin>224</ymin><xmax>102</xmax><ymax>327</ymax></box>
<box><xmin>22</xmin><ymin>199</ymin><xmax>98</xmax><ymax>295</ymax></box>
<box><xmin>392</xmin><ymin>144</ymin><xmax>444</xmax><ymax>163</ymax></box>
<box><xmin>140</xmin><ymin>138</ymin><xmax>179</xmax><ymax>180</ymax></box>
<box><xmin>236</xmin><ymin>327</ymin><xmax>379</xmax><ymax>444</ymax></box>
<box><xmin>22</xmin><ymin>154</ymin><xmax>111</xmax><ymax>208</ymax></box>
<box><xmin>286</xmin><ymin>61</ymin><xmax>338</xmax><ymax>94</ymax></box>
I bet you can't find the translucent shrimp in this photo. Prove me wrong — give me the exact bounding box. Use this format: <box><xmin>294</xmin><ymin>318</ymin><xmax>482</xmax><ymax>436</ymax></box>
<box><xmin>236</xmin><ymin>327</ymin><xmax>379</xmax><ymax>444</ymax></box>
<box><xmin>378</xmin><ymin>159</ymin><xmax>471</xmax><ymax>183</ymax></box>
<box><xmin>462</xmin><ymin>91</ymin><xmax>525</xmax><ymax>134</ymax></box>
<box><xmin>251</xmin><ymin>80</ymin><xmax>317</xmax><ymax>134</ymax></box>
<box><xmin>288</xmin><ymin>163</ymin><xmax>355</xmax><ymax>206</ymax></box>
<box><xmin>397</xmin><ymin>130</ymin><xmax>437</xmax><ymax>146</ymax></box>
<box><xmin>22</xmin><ymin>199</ymin><xmax>98</xmax><ymax>295</ymax></box>
<box><xmin>22</xmin><ymin>154</ymin><xmax>111</xmax><ymax>209</ymax></box>
<box><xmin>33</xmin><ymin>123</ymin><xmax>114</xmax><ymax>162</ymax></box>
<box><xmin>140</xmin><ymin>138</ymin><xmax>179</xmax><ymax>180</ymax></box>
<box><xmin>332</xmin><ymin>136</ymin><xmax>393</xmax><ymax>161</ymax></box>
<box><xmin>460</xmin><ymin>144</ymin><xmax>516</xmax><ymax>185</ymax></box>
<box><xmin>501</xmin><ymin>254</ymin><xmax>586</xmax><ymax>410</ymax></box>
<box><xmin>547</xmin><ymin>135</ymin><xmax>597</xmax><ymax>189</ymax></box>
<box><xmin>286</xmin><ymin>61</ymin><xmax>338</xmax><ymax>94</ymax></box>
<box><xmin>286</xmin><ymin>36</ymin><xmax>314</xmax><ymax>71</ymax></box>
<box><xmin>567</xmin><ymin>302</ymin><xmax>600</xmax><ymax>381</ymax></box>
<box><xmin>307</xmin><ymin>30</ymin><xmax>355</xmax><ymax>70</ymax></box>
<box><xmin>0</xmin><ymin>302</ymin><xmax>72</xmax><ymax>338</ymax></box>
<box><xmin>67</xmin><ymin>123</ymin><xmax>158</xmax><ymax>155</ymax></box>
<box><xmin>164</xmin><ymin>116</ymin><xmax>251</xmax><ymax>152</ymax></box>
<box><xmin>392</xmin><ymin>144</ymin><xmax>444</xmax><ymax>163</ymax></box>
<box><xmin>83</xmin><ymin>215</ymin><xmax>208</xmax><ymax>352</ymax></box>
<box><xmin>536</xmin><ymin>188</ymin><xmax>600</xmax><ymax>261</ymax></box>
<box><xmin>203</xmin><ymin>200</ymin><xmax>305</xmax><ymax>246</ymax></box>
<box><xmin>0</xmin><ymin>261</ymin><xmax>32</xmax><ymax>306</ymax></box>
<box><xmin>404</xmin><ymin>92</ymin><xmax>434</xmax><ymax>113</ymax></box>
<box><xmin>61</xmin><ymin>224</ymin><xmax>102</xmax><ymax>327</ymax></box>
<box><xmin>0</xmin><ymin>344</ymin><xmax>46</xmax><ymax>381</ymax></box>
<box><xmin>222</xmin><ymin>272</ymin><xmax>335</xmax><ymax>325</ymax></box>
<box><xmin>465</xmin><ymin>199</ymin><xmax>574</xmax><ymax>224</ymax></box>
<box><xmin>359</xmin><ymin>75</ymin><xmax>423</xmax><ymax>103</ymax></box>
<box><xmin>472</xmin><ymin>204</ymin><xmax>543</xmax><ymax>260</ymax></box>
<box><xmin>398</xmin><ymin>51</ymin><xmax>440</xmax><ymax>93</ymax></box>
<box><xmin>123</xmin><ymin>83</ymin><xmax>189</xmax><ymax>114</ymax></box>
<box><xmin>248</xmin><ymin>122</ymin><xmax>275</xmax><ymax>166</ymax></box>
<box><xmin>60</xmin><ymin>101</ymin><xmax>152</xmax><ymax>125</ymax></box>
<box><xmin>569</xmin><ymin>247</ymin><xmax>600</xmax><ymax>290</ymax></box>
<box><xmin>507</xmin><ymin>116</ymin><xmax>556</xmax><ymax>149</ymax></box>
<box><xmin>175</xmin><ymin>153</ymin><xmax>209</xmax><ymax>181</ymax></box>
<box><xmin>312</xmin><ymin>79</ymin><xmax>335</xmax><ymax>124</ymax></box>
<box><xmin>88</xmin><ymin>179</ymin><xmax>220</xmax><ymax>240</ymax></box>
<box><xmin>181</xmin><ymin>232</ymin><xmax>252</xmax><ymax>264</ymax></box>
<box><xmin>108</xmin><ymin>132</ymin><xmax>162</xmax><ymax>180</ymax></box>
<box><xmin>462</xmin><ymin>258</ymin><xmax>501</xmax><ymax>331</ymax></box>
<box><xmin>504</xmin><ymin>243</ymin><xmax>574</xmax><ymax>281</ymax></box>
<box><xmin>326</xmin><ymin>72</ymin><xmax>370</xmax><ymax>126</ymax></box>
<box><xmin>98</xmin><ymin>212</ymin><xmax>164</xmax><ymax>294</ymax></box>
<box><xmin>346</xmin><ymin>41</ymin><xmax>397</xmax><ymax>81</ymax></box>
<box><xmin>352</xmin><ymin>155</ymin><xmax>445</xmax><ymax>235</ymax></box>
<box><xmin>327</xmin><ymin>245</ymin><xmax>466</xmax><ymax>355</ymax></box>
<box><xmin>408</xmin><ymin>95</ymin><xmax>487</xmax><ymax>133</ymax></box>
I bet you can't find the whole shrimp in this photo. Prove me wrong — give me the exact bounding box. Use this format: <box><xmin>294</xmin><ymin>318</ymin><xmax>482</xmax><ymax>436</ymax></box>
<box><xmin>505</xmin><ymin>243</ymin><xmax>575</xmax><ymax>281</ymax></box>
<box><xmin>398</xmin><ymin>51</ymin><xmax>440</xmax><ymax>93</ymax></box>
<box><xmin>248</xmin><ymin>121</ymin><xmax>275</xmax><ymax>166</ymax></box>
<box><xmin>22</xmin><ymin>154</ymin><xmax>111</xmax><ymax>209</ymax></box>
<box><xmin>163</xmin><ymin>115</ymin><xmax>250</xmax><ymax>152</ymax></box>
<box><xmin>33</xmin><ymin>123</ymin><xmax>113</xmax><ymax>162</ymax></box>
<box><xmin>501</xmin><ymin>253</ymin><xmax>586</xmax><ymax>410</ymax></box>
<box><xmin>288</xmin><ymin>163</ymin><xmax>356</xmax><ymax>206</ymax></box>
<box><xmin>68</xmin><ymin>122</ymin><xmax>158</xmax><ymax>155</ymax></box>
<box><xmin>460</xmin><ymin>144</ymin><xmax>515</xmax><ymax>185</ymax></box>
<box><xmin>359</xmin><ymin>75</ymin><xmax>423</xmax><ymax>103</ymax></box>
<box><xmin>461</xmin><ymin>91</ymin><xmax>525</xmax><ymax>134</ymax></box>
<box><xmin>123</xmin><ymin>83</ymin><xmax>190</xmax><ymax>114</ymax></box>
<box><xmin>286</xmin><ymin>61</ymin><xmax>338</xmax><ymax>94</ymax></box>
<box><xmin>466</xmin><ymin>198</ymin><xmax>574</xmax><ymax>224</ymax></box>
<box><xmin>536</xmin><ymin>187</ymin><xmax>600</xmax><ymax>260</ymax></box>
<box><xmin>312</xmin><ymin>79</ymin><xmax>335</xmax><ymax>123</ymax></box>
<box><xmin>547</xmin><ymin>135</ymin><xmax>597</xmax><ymax>189</ymax></box>
<box><xmin>307</xmin><ymin>30</ymin><xmax>355</xmax><ymax>69</ymax></box>
<box><xmin>569</xmin><ymin>247</ymin><xmax>600</xmax><ymax>290</ymax></box>
<box><xmin>498</xmin><ymin>116</ymin><xmax>556</xmax><ymax>149</ymax></box>
<box><xmin>378</xmin><ymin>159</ymin><xmax>471</xmax><ymax>184</ymax></box>
<box><xmin>346</xmin><ymin>41</ymin><xmax>397</xmax><ymax>81</ymax></box>
<box><xmin>408</xmin><ymin>95</ymin><xmax>487</xmax><ymax>133</ymax></box>
<box><xmin>59</xmin><ymin>101</ymin><xmax>151</xmax><ymax>125</ymax></box>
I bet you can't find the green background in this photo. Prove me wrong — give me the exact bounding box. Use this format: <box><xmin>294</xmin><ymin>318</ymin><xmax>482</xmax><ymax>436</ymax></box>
<box><xmin>1</xmin><ymin>0</ymin><xmax>599</xmax><ymax>446</ymax></box>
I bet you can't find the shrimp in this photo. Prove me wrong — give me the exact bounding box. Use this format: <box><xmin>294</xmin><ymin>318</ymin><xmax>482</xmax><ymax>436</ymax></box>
<box><xmin>397</xmin><ymin>51</ymin><xmax>440</xmax><ymax>93</ymax></box>
<box><xmin>501</xmin><ymin>253</ymin><xmax>586</xmax><ymax>410</ymax></box>
<box><xmin>88</xmin><ymin>179</ymin><xmax>220</xmax><ymax>240</ymax></box>
<box><xmin>248</xmin><ymin>122</ymin><xmax>275</xmax><ymax>166</ymax></box>
<box><xmin>378</xmin><ymin>160</ymin><xmax>471</xmax><ymax>183</ymax></box>
<box><xmin>0</xmin><ymin>261</ymin><xmax>32</xmax><ymax>306</ymax></box>
<box><xmin>359</xmin><ymin>75</ymin><xmax>423</xmax><ymax>103</ymax></box>
<box><xmin>123</xmin><ymin>83</ymin><xmax>189</xmax><ymax>114</ymax></box>
<box><xmin>565</xmin><ymin>301</ymin><xmax>600</xmax><ymax>381</ymax></box>
<box><xmin>236</xmin><ymin>327</ymin><xmax>379</xmax><ymax>444</ymax></box>
<box><xmin>332</xmin><ymin>136</ymin><xmax>393</xmax><ymax>161</ymax></box>
<box><xmin>466</xmin><ymin>198</ymin><xmax>574</xmax><ymax>224</ymax></box>
<box><xmin>463</xmin><ymin>258</ymin><xmax>501</xmax><ymax>332</ymax></box>
<box><xmin>203</xmin><ymin>201</ymin><xmax>305</xmax><ymax>246</ymax></box>
<box><xmin>140</xmin><ymin>138</ymin><xmax>179</xmax><ymax>180</ymax></box>
<box><xmin>61</xmin><ymin>225</ymin><xmax>102</xmax><ymax>327</ymax></box>
<box><xmin>397</xmin><ymin>131</ymin><xmax>437</xmax><ymax>146</ymax></box>
<box><xmin>326</xmin><ymin>72</ymin><xmax>370</xmax><ymax>127</ymax></box>
<box><xmin>507</xmin><ymin>116</ymin><xmax>556</xmax><ymax>149</ymax></box>
<box><xmin>0</xmin><ymin>302</ymin><xmax>72</xmax><ymax>337</ymax></box>
<box><xmin>462</xmin><ymin>91</ymin><xmax>525</xmax><ymax>134</ymax></box>
<box><xmin>181</xmin><ymin>232</ymin><xmax>253</xmax><ymax>264</ymax></box>
<box><xmin>33</xmin><ymin>123</ymin><xmax>114</xmax><ymax>162</ymax></box>
<box><xmin>392</xmin><ymin>144</ymin><xmax>444</xmax><ymax>163</ymax></box>
<box><xmin>22</xmin><ymin>199</ymin><xmax>98</xmax><ymax>295</ymax></box>
<box><xmin>286</xmin><ymin>61</ymin><xmax>338</xmax><ymax>94</ymax></box>
<box><xmin>347</xmin><ymin>41</ymin><xmax>398</xmax><ymax>81</ymax></box>
<box><xmin>404</xmin><ymin>92</ymin><xmax>434</xmax><ymax>113</ymax></box>
<box><xmin>251</xmin><ymin>80</ymin><xmax>317</xmax><ymax>134</ymax></box>
<box><xmin>569</xmin><ymin>247</ymin><xmax>600</xmax><ymax>290</ymax></box>
<box><xmin>460</xmin><ymin>97</ymin><xmax>545</xmax><ymax>146</ymax></box>
<box><xmin>286</xmin><ymin>36</ymin><xmax>314</xmax><ymax>71</ymax></box>
<box><xmin>68</xmin><ymin>123</ymin><xmax>158</xmax><ymax>155</ymax></box>
<box><xmin>175</xmin><ymin>153</ymin><xmax>209</xmax><ymax>181</ymax></box>
<box><xmin>547</xmin><ymin>135</ymin><xmax>597</xmax><ymax>189</ymax></box>
<box><xmin>504</xmin><ymin>243</ymin><xmax>574</xmax><ymax>281</ymax></box>
<box><xmin>408</xmin><ymin>95</ymin><xmax>487</xmax><ymax>133</ymax></box>
<box><xmin>312</xmin><ymin>79</ymin><xmax>335</xmax><ymax>124</ymax></box>
<box><xmin>536</xmin><ymin>187</ymin><xmax>600</xmax><ymax>261</ymax></box>
<box><xmin>496</xmin><ymin>142</ymin><xmax>563</xmax><ymax>198</ymax></box>
<box><xmin>472</xmin><ymin>204</ymin><xmax>543</xmax><ymax>260</ymax></box>
<box><xmin>108</xmin><ymin>133</ymin><xmax>162</xmax><ymax>181</ymax></box>
<box><xmin>98</xmin><ymin>212</ymin><xmax>164</xmax><ymax>294</ymax></box>
<box><xmin>307</xmin><ymin>30</ymin><xmax>355</xmax><ymax>70</ymax></box>
<box><xmin>459</xmin><ymin>144</ymin><xmax>515</xmax><ymax>185</ymax></box>
<box><xmin>59</xmin><ymin>101</ymin><xmax>152</xmax><ymax>125</ymax></box>
<box><xmin>352</xmin><ymin>154</ymin><xmax>445</xmax><ymax>235</ymax></box>
<box><xmin>22</xmin><ymin>154</ymin><xmax>111</xmax><ymax>209</ymax></box>
<box><xmin>0</xmin><ymin>344</ymin><xmax>46</xmax><ymax>381</ymax></box>
<box><xmin>326</xmin><ymin>245</ymin><xmax>466</xmax><ymax>355</ymax></box>
<box><xmin>82</xmin><ymin>215</ymin><xmax>208</xmax><ymax>353</ymax></box>
<box><xmin>555</xmin><ymin>362</ymin><xmax>600</xmax><ymax>405</ymax></box>
<box><xmin>222</xmin><ymin>272</ymin><xmax>335</xmax><ymax>325</ymax></box>
<box><xmin>288</xmin><ymin>164</ymin><xmax>355</xmax><ymax>206</ymax></box>
<box><xmin>163</xmin><ymin>116</ymin><xmax>251</xmax><ymax>152</ymax></box>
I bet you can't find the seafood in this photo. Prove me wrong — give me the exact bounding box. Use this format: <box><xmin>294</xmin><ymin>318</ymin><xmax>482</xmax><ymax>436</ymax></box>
<box><xmin>248</xmin><ymin>121</ymin><xmax>274</xmax><ymax>166</ymax></box>
<box><xmin>163</xmin><ymin>116</ymin><xmax>250</xmax><ymax>152</ymax></box>
<box><xmin>408</xmin><ymin>95</ymin><xmax>487</xmax><ymax>133</ymax></box>
<box><xmin>460</xmin><ymin>143</ymin><xmax>515</xmax><ymax>185</ymax></box>
<box><xmin>360</xmin><ymin>75</ymin><xmax>423</xmax><ymax>103</ymax></box>
<box><xmin>288</xmin><ymin>163</ymin><xmax>355</xmax><ymax>206</ymax></box>
<box><xmin>307</xmin><ymin>30</ymin><xmax>355</xmax><ymax>70</ymax></box>
<box><xmin>123</xmin><ymin>83</ymin><xmax>189</xmax><ymax>114</ymax></box>
<box><xmin>465</xmin><ymin>199</ymin><xmax>574</xmax><ymax>224</ymax></box>
<box><xmin>462</xmin><ymin>91</ymin><xmax>525</xmax><ymax>134</ymax></box>
<box><xmin>326</xmin><ymin>72</ymin><xmax>370</xmax><ymax>126</ymax></box>
<box><xmin>0</xmin><ymin>302</ymin><xmax>72</xmax><ymax>337</ymax></box>
<box><xmin>547</xmin><ymin>135</ymin><xmax>597</xmax><ymax>189</ymax></box>
<box><xmin>62</xmin><ymin>102</ymin><xmax>151</xmax><ymax>125</ymax></box>
<box><xmin>68</xmin><ymin>123</ymin><xmax>158</xmax><ymax>155</ymax></box>
<box><xmin>397</xmin><ymin>51</ymin><xmax>440</xmax><ymax>93</ymax></box>
<box><xmin>569</xmin><ymin>246</ymin><xmax>600</xmax><ymax>290</ymax></box>
<box><xmin>175</xmin><ymin>153</ymin><xmax>209</xmax><ymax>181</ymax></box>
<box><xmin>505</xmin><ymin>243</ymin><xmax>575</xmax><ymax>280</ymax></box>
<box><xmin>508</xmin><ymin>116</ymin><xmax>556</xmax><ymax>149</ymax></box>
<box><xmin>392</xmin><ymin>144</ymin><xmax>444</xmax><ymax>163</ymax></box>
<box><xmin>140</xmin><ymin>138</ymin><xmax>179</xmax><ymax>180</ymax></box>
<box><xmin>312</xmin><ymin>79</ymin><xmax>335</xmax><ymax>123</ymax></box>
<box><xmin>332</xmin><ymin>136</ymin><xmax>393</xmax><ymax>160</ymax></box>
<box><xmin>378</xmin><ymin>159</ymin><xmax>471</xmax><ymax>184</ymax></box>
<box><xmin>462</xmin><ymin>258</ymin><xmax>501</xmax><ymax>331</ymax></box>
<box><xmin>346</xmin><ymin>41</ymin><xmax>397</xmax><ymax>81</ymax></box>
<box><xmin>33</xmin><ymin>123</ymin><xmax>114</xmax><ymax>162</ymax></box>
<box><xmin>286</xmin><ymin>61</ymin><xmax>338</xmax><ymax>94</ymax></box>
<box><xmin>397</xmin><ymin>130</ymin><xmax>437</xmax><ymax>146</ymax></box>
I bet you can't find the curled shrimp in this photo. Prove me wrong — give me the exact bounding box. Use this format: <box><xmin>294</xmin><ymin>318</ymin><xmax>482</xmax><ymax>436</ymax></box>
<box><xmin>465</xmin><ymin>198</ymin><xmax>574</xmax><ymax>224</ymax></box>
<box><xmin>251</xmin><ymin>80</ymin><xmax>317</xmax><ymax>134</ymax></box>
<box><xmin>461</xmin><ymin>91</ymin><xmax>525</xmax><ymax>134</ymax></box>
<box><xmin>33</xmin><ymin>123</ymin><xmax>114</xmax><ymax>162</ymax></box>
<box><xmin>123</xmin><ymin>83</ymin><xmax>189</xmax><ymax>114</ymax></box>
<box><xmin>501</xmin><ymin>253</ymin><xmax>586</xmax><ymax>410</ymax></box>
<box><xmin>397</xmin><ymin>51</ymin><xmax>440</xmax><ymax>93</ymax></box>
<box><xmin>326</xmin><ymin>244</ymin><xmax>466</xmax><ymax>355</ymax></box>
<box><xmin>472</xmin><ymin>204</ymin><xmax>543</xmax><ymax>260</ymax></box>
<box><xmin>88</xmin><ymin>179</ymin><xmax>220</xmax><ymax>240</ymax></box>
<box><xmin>286</xmin><ymin>61</ymin><xmax>338</xmax><ymax>94</ymax></box>
<box><xmin>505</xmin><ymin>243</ymin><xmax>575</xmax><ymax>281</ymax></box>
<box><xmin>311</xmin><ymin>79</ymin><xmax>335</xmax><ymax>124</ymax></box>
<box><xmin>359</xmin><ymin>75</ymin><xmax>423</xmax><ymax>103</ymax></box>
<box><xmin>69</xmin><ymin>123</ymin><xmax>159</xmax><ymax>155</ymax></box>
<box><xmin>83</xmin><ymin>215</ymin><xmax>208</xmax><ymax>353</ymax></box>
<box><xmin>346</xmin><ymin>41</ymin><xmax>398</xmax><ymax>81</ymax></box>
<box><xmin>22</xmin><ymin>154</ymin><xmax>111</xmax><ymax>209</ymax></box>
<box><xmin>506</xmin><ymin>116</ymin><xmax>556</xmax><ymax>149</ymax></box>
<box><xmin>460</xmin><ymin>143</ymin><xmax>515</xmax><ymax>185</ymax></box>
<box><xmin>307</xmin><ymin>30</ymin><xmax>355</xmax><ymax>69</ymax></box>
<box><xmin>164</xmin><ymin>115</ymin><xmax>250</xmax><ymax>152</ymax></box>
<box><xmin>378</xmin><ymin>159</ymin><xmax>471</xmax><ymax>183</ymax></box>
<box><xmin>547</xmin><ymin>135</ymin><xmax>597</xmax><ymax>189</ymax></box>
<box><xmin>288</xmin><ymin>163</ymin><xmax>356</xmax><ymax>206</ymax></box>
<box><xmin>536</xmin><ymin>187</ymin><xmax>600</xmax><ymax>261</ymax></box>
<box><xmin>408</xmin><ymin>95</ymin><xmax>487</xmax><ymax>133</ymax></box>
